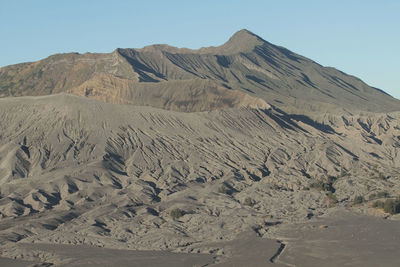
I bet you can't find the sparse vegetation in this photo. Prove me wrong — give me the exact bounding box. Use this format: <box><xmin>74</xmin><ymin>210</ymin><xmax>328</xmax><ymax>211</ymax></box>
<box><xmin>218</xmin><ymin>185</ymin><xmax>229</xmax><ymax>194</ymax></box>
<box><xmin>378</xmin><ymin>173</ymin><xmax>387</xmax><ymax>181</ymax></box>
<box><xmin>170</xmin><ymin>208</ymin><xmax>185</xmax><ymax>220</ymax></box>
<box><xmin>272</xmin><ymin>184</ymin><xmax>281</xmax><ymax>190</ymax></box>
<box><xmin>338</xmin><ymin>169</ymin><xmax>349</xmax><ymax>178</ymax></box>
<box><xmin>310</xmin><ymin>180</ymin><xmax>334</xmax><ymax>192</ymax></box>
<box><xmin>383</xmin><ymin>198</ymin><xmax>400</xmax><ymax>214</ymax></box>
<box><xmin>372</xmin><ymin>200</ymin><xmax>384</xmax><ymax>208</ymax></box>
<box><xmin>377</xmin><ymin>191</ymin><xmax>390</xmax><ymax>198</ymax></box>
<box><xmin>372</xmin><ymin>197</ymin><xmax>400</xmax><ymax>214</ymax></box>
<box><xmin>327</xmin><ymin>175</ymin><xmax>338</xmax><ymax>183</ymax></box>
<box><xmin>326</xmin><ymin>192</ymin><xmax>338</xmax><ymax>204</ymax></box>
<box><xmin>243</xmin><ymin>197</ymin><xmax>255</xmax><ymax>206</ymax></box>
<box><xmin>353</xmin><ymin>195</ymin><xmax>364</xmax><ymax>205</ymax></box>
<box><xmin>369</xmin><ymin>191</ymin><xmax>389</xmax><ymax>200</ymax></box>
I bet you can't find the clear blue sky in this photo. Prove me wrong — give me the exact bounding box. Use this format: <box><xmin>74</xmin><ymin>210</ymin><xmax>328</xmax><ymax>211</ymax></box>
<box><xmin>1</xmin><ymin>0</ymin><xmax>399</xmax><ymax>99</ymax></box>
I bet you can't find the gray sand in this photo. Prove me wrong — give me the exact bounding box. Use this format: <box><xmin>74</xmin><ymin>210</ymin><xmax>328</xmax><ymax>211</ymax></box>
<box><xmin>274</xmin><ymin>210</ymin><xmax>400</xmax><ymax>267</ymax></box>
<box><xmin>0</xmin><ymin>258</ymin><xmax>36</xmax><ymax>267</ymax></box>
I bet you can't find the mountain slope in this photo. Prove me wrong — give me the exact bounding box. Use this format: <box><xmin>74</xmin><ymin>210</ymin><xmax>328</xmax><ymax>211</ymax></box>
<box><xmin>1</xmin><ymin>29</ymin><xmax>398</xmax><ymax>113</ymax></box>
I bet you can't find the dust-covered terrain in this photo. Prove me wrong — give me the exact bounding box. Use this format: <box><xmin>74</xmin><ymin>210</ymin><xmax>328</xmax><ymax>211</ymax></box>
<box><xmin>0</xmin><ymin>94</ymin><xmax>399</xmax><ymax>266</ymax></box>
<box><xmin>0</xmin><ymin>30</ymin><xmax>400</xmax><ymax>266</ymax></box>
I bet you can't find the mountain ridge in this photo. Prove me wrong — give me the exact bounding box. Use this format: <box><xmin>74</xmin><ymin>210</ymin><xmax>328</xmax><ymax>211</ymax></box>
<box><xmin>0</xmin><ymin>29</ymin><xmax>399</xmax><ymax>113</ymax></box>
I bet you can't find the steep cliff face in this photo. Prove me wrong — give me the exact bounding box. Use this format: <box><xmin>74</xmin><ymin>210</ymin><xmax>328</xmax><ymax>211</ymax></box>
<box><xmin>1</xmin><ymin>29</ymin><xmax>399</xmax><ymax>113</ymax></box>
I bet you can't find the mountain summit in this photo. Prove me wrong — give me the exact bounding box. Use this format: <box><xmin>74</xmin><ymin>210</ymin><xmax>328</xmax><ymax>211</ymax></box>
<box><xmin>212</xmin><ymin>29</ymin><xmax>266</xmax><ymax>53</ymax></box>
<box><xmin>0</xmin><ymin>29</ymin><xmax>399</xmax><ymax>113</ymax></box>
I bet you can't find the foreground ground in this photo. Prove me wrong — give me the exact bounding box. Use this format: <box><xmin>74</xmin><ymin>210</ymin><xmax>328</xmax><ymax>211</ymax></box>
<box><xmin>1</xmin><ymin>210</ymin><xmax>400</xmax><ymax>266</ymax></box>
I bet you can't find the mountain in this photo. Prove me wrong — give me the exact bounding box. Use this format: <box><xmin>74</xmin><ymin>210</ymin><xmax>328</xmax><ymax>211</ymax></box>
<box><xmin>0</xmin><ymin>30</ymin><xmax>400</xmax><ymax>266</ymax></box>
<box><xmin>1</xmin><ymin>29</ymin><xmax>399</xmax><ymax>113</ymax></box>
